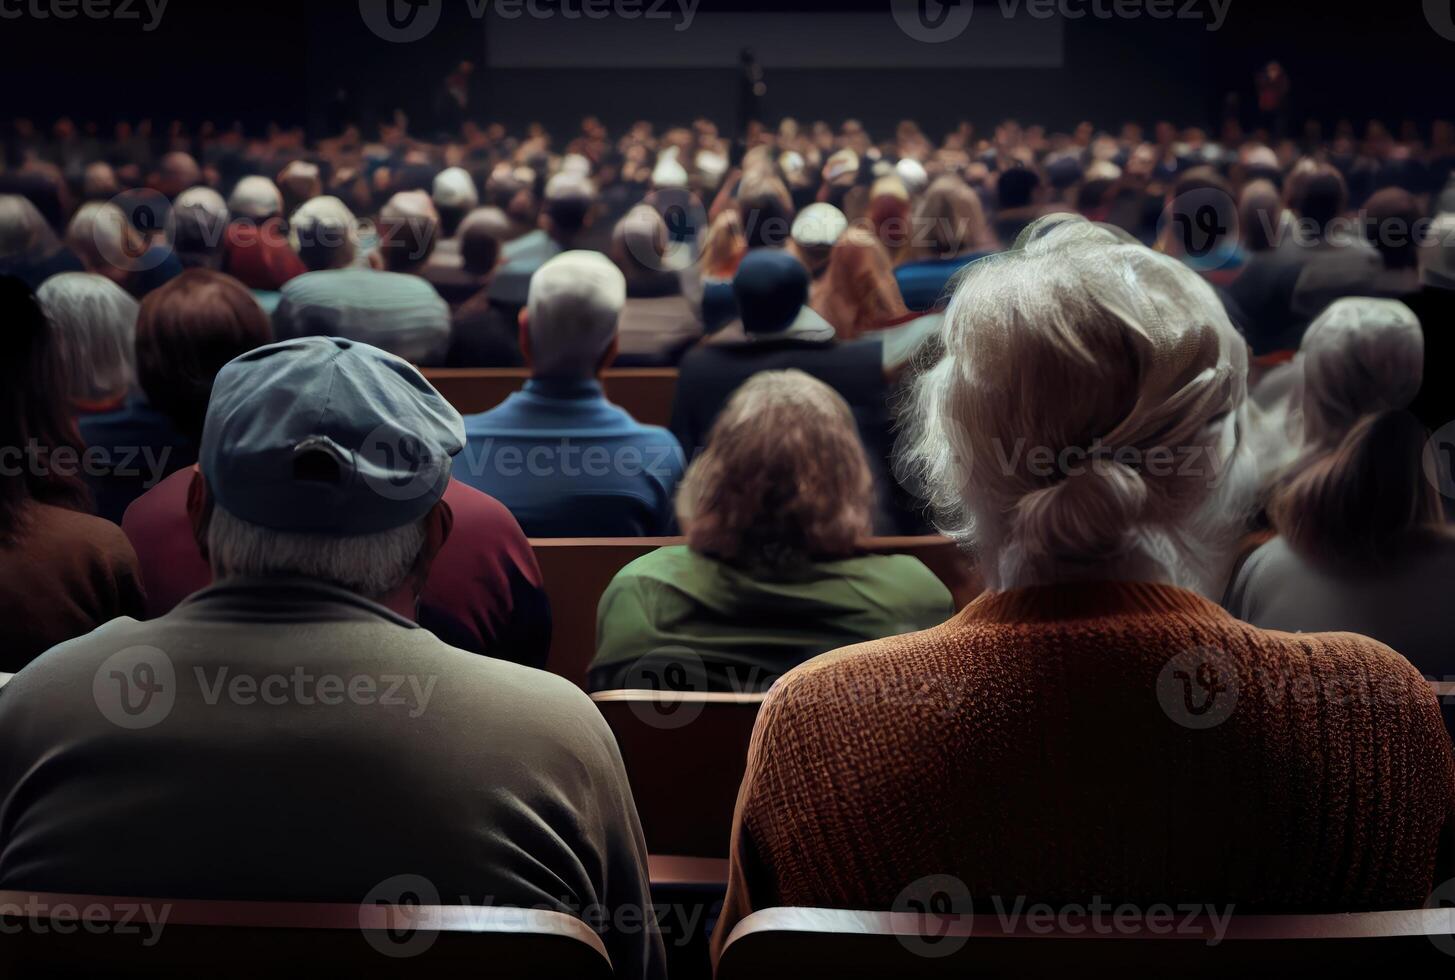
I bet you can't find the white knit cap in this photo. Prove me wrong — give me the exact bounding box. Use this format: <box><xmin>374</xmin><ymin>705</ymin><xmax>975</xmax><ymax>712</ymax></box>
<box><xmin>896</xmin><ymin>158</ymin><xmax>929</xmax><ymax>195</ymax></box>
<box><xmin>432</xmin><ymin>167</ymin><xmax>478</xmax><ymax>211</ymax></box>
<box><xmin>791</xmin><ymin>203</ymin><xmax>848</xmax><ymax>248</ymax></box>
<box><xmin>228</xmin><ymin>176</ymin><xmax>283</xmax><ymax>221</ymax></box>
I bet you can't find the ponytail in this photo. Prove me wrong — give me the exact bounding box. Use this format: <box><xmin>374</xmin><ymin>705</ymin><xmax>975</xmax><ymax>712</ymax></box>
<box><xmin>1270</xmin><ymin>410</ymin><xmax>1443</xmax><ymax>566</ymax></box>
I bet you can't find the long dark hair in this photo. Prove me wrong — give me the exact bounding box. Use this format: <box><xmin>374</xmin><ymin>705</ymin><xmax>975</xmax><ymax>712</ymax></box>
<box><xmin>1270</xmin><ymin>410</ymin><xmax>1445</xmax><ymax>567</ymax></box>
<box><xmin>0</xmin><ymin>276</ymin><xmax>90</xmax><ymax>538</ymax></box>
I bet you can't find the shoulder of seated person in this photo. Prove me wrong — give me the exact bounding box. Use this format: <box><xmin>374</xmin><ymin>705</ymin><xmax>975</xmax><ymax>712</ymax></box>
<box><xmin>760</xmin><ymin>620</ymin><xmax>960</xmax><ymax>703</ymax></box>
<box><xmin>16</xmin><ymin>503</ymin><xmax>135</xmax><ymax>557</ymax></box>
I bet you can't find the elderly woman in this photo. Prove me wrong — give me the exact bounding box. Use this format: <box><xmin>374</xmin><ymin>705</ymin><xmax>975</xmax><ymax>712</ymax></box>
<box><xmin>590</xmin><ymin>370</ymin><xmax>952</xmax><ymax>693</ymax></box>
<box><xmin>1227</xmin><ymin>298</ymin><xmax>1455</xmax><ymax>679</ymax></box>
<box><xmin>0</xmin><ymin>277</ymin><xmax>144</xmax><ymax>670</ymax></box>
<box><xmin>36</xmin><ymin>272</ymin><xmax>138</xmax><ymax>414</ymax></box>
<box><xmin>0</xmin><ymin>194</ymin><xmax>84</xmax><ymax>290</ymax></box>
<box><xmin>711</xmin><ymin>218</ymin><xmax>1455</xmax><ymax>962</ymax></box>
<box><xmin>38</xmin><ymin>271</ymin><xmax>173</xmax><ymax>524</ymax></box>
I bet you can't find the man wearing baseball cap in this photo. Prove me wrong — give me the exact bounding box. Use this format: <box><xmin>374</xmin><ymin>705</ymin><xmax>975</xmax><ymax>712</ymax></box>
<box><xmin>0</xmin><ymin>336</ymin><xmax>665</xmax><ymax>980</ymax></box>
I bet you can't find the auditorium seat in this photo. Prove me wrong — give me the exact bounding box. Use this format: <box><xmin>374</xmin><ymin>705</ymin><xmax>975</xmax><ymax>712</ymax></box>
<box><xmin>533</xmin><ymin>536</ymin><xmax>978</xmax><ymax>688</ymax></box>
<box><xmin>0</xmin><ymin>892</ymin><xmax>612</xmax><ymax>979</ymax></box>
<box><xmin>534</xmin><ymin>537</ymin><xmax>678</xmax><ymax>687</ymax></box>
<box><xmin>423</xmin><ymin>367</ymin><xmax>679</xmax><ymax>427</ymax></box>
<box><xmin>715</xmin><ymin>905</ymin><xmax>1455</xmax><ymax>979</ymax></box>
<box><xmin>593</xmin><ymin>690</ymin><xmax>764</xmax><ymax>863</ymax></box>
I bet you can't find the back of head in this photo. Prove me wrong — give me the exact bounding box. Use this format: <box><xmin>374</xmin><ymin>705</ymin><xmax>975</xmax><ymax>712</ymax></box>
<box><xmin>378</xmin><ymin>190</ymin><xmax>439</xmax><ymax>272</ymax></box>
<box><xmin>526</xmin><ymin>250</ymin><xmax>626</xmax><ymax>377</ymax></box>
<box><xmin>733</xmin><ymin>248</ymin><xmax>809</xmax><ymax>335</ymax></box>
<box><xmin>1363</xmin><ymin>188</ymin><xmax>1421</xmax><ymax>270</ymax></box>
<box><xmin>701</xmin><ymin>207</ymin><xmax>747</xmax><ymax>278</ymax></box>
<box><xmin>136</xmin><ymin>269</ymin><xmax>273</xmax><ymax>443</ymax></box>
<box><xmin>172</xmin><ymin>187</ymin><xmax>230</xmax><ymax>268</ymax></box>
<box><xmin>432</xmin><ymin>167</ymin><xmax>479</xmax><ymax>238</ymax></box>
<box><xmin>1298</xmin><ymin>297</ymin><xmax>1423</xmax><ymax>449</ymax></box>
<box><xmin>816</xmin><ymin>225</ymin><xmax>908</xmax><ymax>339</ymax></box>
<box><xmin>900</xmin><ymin>216</ymin><xmax>1253</xmax><ymax>594</ymax></box>
<box><xmin>35</xmin><ymin>271</ymin><xmax>139</xmax><ymax>406</ymax></box>
<box><xmin>542</xmin><ymin>172</ymin><xmax>597</xmax><ymax>242</ymax></box>
<box><xmin>790</xmin><ymin>203</ymin><xmax>848</xmax><ymax>278</ymax></box>
<box><xmin>277</xmin><ymin>160</ymin><xmax>322</xmax><ymax>216</ymax></box>
<box><xmin>228</xmin><ymin>176</ymin><xmax>283</xmax><ymax>223</ymax></box>
<box><xmin>1288</xmin><ymin>162</ymin><xmax>1347</xmax><ymax>237</ymax></box>
<box><xmin>1271</xmin><ymin>410</ymin><xmax>1442</xmax><ymax>568</ymax></box>
<box><xmin>611</xmin><ymin>204</ymin><xmax>669</xmax><ymax>280</ymax></box>
<box><xmin>200</xmin><ymin>336</ymin><xmax>464</xmax><ymax>600</ymax></box>
<box><xmin>457</xmin><ymin>206</ymin><xmax>510</xmax><ymax>277</ymax></box>
<box><xmin>678</xmin><ymin>370</ymin><xmax>873</xmax><ymax>569</ymax></box>
<box><xmin>738</xmin><ymin>174</ymin><xmax>795</xmax><ymax>250</ymax></box>
<box><xmin>65</xmin><ymin>201</ymin><xmax>144</xmax><ymax>277</ymax></box>
<box><xmin>0</xmin><ymin>193</ymin><xmax>60</xmax><ymax>260</ymax></box>
<box><xmin>156</xmin><ymin>152</ymin><xmax>201</xmax><ymax>198</ymax></box>
<box><xmin>1239</xmin><ymin>179</ymin><xmax>1284</xmax><ymax>253</ymax></box>
<box><xmin>997</xmin><ymin>166</ymin><xmax>1041</xmax><ymax>210</ymax></box>
<box><xmin>1421</xmin><ymin>212</ymin><xmax>1455</xmax><ymax>290</ymax></box>
<box><xmin>915</xmin><ymin>175</ymin><xmax>985</xmax><ymax>258</ymax></box>
<box><xmin>290</xmin><ymin>195</ymin><xmax>359</xmax><ymax>271</ymax></box>
<box><xmin>0</xmin><ymin>276</ymin><xmax>88</xmax><ymax>535</ymax></box>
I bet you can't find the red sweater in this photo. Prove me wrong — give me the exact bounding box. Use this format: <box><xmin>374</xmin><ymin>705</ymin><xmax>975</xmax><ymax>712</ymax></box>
<box><xmin>713</xmin><ymin>581</ymin><xmax>1455</xmax><ymax>960</ymax></box>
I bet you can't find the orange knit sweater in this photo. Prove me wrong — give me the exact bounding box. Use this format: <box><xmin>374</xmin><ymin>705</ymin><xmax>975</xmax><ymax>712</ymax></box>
<box><xmin>712</xmin><ymin>581</ymin><xmax>1455</xmax><ymax>960</ymax></box>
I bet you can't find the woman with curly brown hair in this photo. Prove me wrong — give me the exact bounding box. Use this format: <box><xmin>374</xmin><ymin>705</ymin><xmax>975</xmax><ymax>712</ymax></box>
<box><xmin>589</xmin><ymin>370</ymin><xmax>953</xmax><ymax>693</ymax></box>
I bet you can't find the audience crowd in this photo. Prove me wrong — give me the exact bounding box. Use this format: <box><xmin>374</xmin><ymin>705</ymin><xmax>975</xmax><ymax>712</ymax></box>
<box><xmin>2</xmin><ymin>108</ymin><xmax>1455</xmax><ymax>977</ymax></box>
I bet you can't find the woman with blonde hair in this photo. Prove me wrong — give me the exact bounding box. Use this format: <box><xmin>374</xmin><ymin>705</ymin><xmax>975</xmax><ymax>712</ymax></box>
<box><xmin>712</xmin><ymin>217</ymin><xmax>1455</xmax><ymax>962</ymax></box>
<box><xmin>590</xmin><ymin>370</ymin><xmax>952</xmax><ymax>693</ymax></box>
<box><xmin>1227</xmin><ymin>297</ymin><xmax>1455</xmax><ymax>680</ymax></box>
<box><xmin>810</xmin><ymin>225</ymin><xmax>911</xmax><ymax>340</ymax></box>
<box><xmin>699</xmin><ymin>206</ymin><xmax>747</xmax><ymax>280</ymax></box>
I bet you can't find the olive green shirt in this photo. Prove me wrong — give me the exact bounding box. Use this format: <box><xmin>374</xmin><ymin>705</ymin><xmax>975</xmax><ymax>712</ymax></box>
<box><xmin>590</xmin><ymin>546</ymin><xmax>955</xmax><ymax>692</ymax></box>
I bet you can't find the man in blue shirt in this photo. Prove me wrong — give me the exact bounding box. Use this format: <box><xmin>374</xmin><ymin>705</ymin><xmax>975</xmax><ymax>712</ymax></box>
<box><xmin>459</xmin><ymin>251</ymin><xmax>685</xmax><ymax>536</ymax></box>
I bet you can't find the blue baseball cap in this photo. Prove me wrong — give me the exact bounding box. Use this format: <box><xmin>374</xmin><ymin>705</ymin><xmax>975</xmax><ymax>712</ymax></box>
<box><xmin>200</xmin><ymin>336</ymin><xmax>464</xmax><ymax>536</ymax></box>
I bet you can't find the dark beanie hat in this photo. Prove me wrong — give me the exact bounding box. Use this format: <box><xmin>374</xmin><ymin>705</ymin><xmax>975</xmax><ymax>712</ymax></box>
<box><xmin>732</xmin><ymin>249</ymin><xmax>808</xmax><ymax>334</ymax></box>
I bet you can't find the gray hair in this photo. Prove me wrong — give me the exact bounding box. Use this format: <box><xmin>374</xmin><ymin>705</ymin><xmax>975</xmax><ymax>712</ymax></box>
<box><xmin>206</xmin><ymin>505</ymin><xmax>427</xmax><ymax>601</ymax></box>
<box><xmin>526</xmin><ymin>250</ymin><xmax>625</xmax><ymax>377</ymax></box>
<box><xmin>65</xmin><ymin>201</ymin><xmax>138</xmax><ymax>274</ymax></box>
<box><xmin>1296</xmin><ymin>297</ymin><xmax>1423</xmax><ymax>451</ymax></box>
<box><xmin>898</xmin><ymin>216</ymin><xmax>1258</xmax><ymax>596</ymax></box>
<box><xmin>36</xmin><ymin>272</ymin><xmax>139</xmax><ymax>405</ymax></box>
<box><xmin>0</xmin><ymin>194</ymin><xmax>61</xmax><ymax>259</ymax></box>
